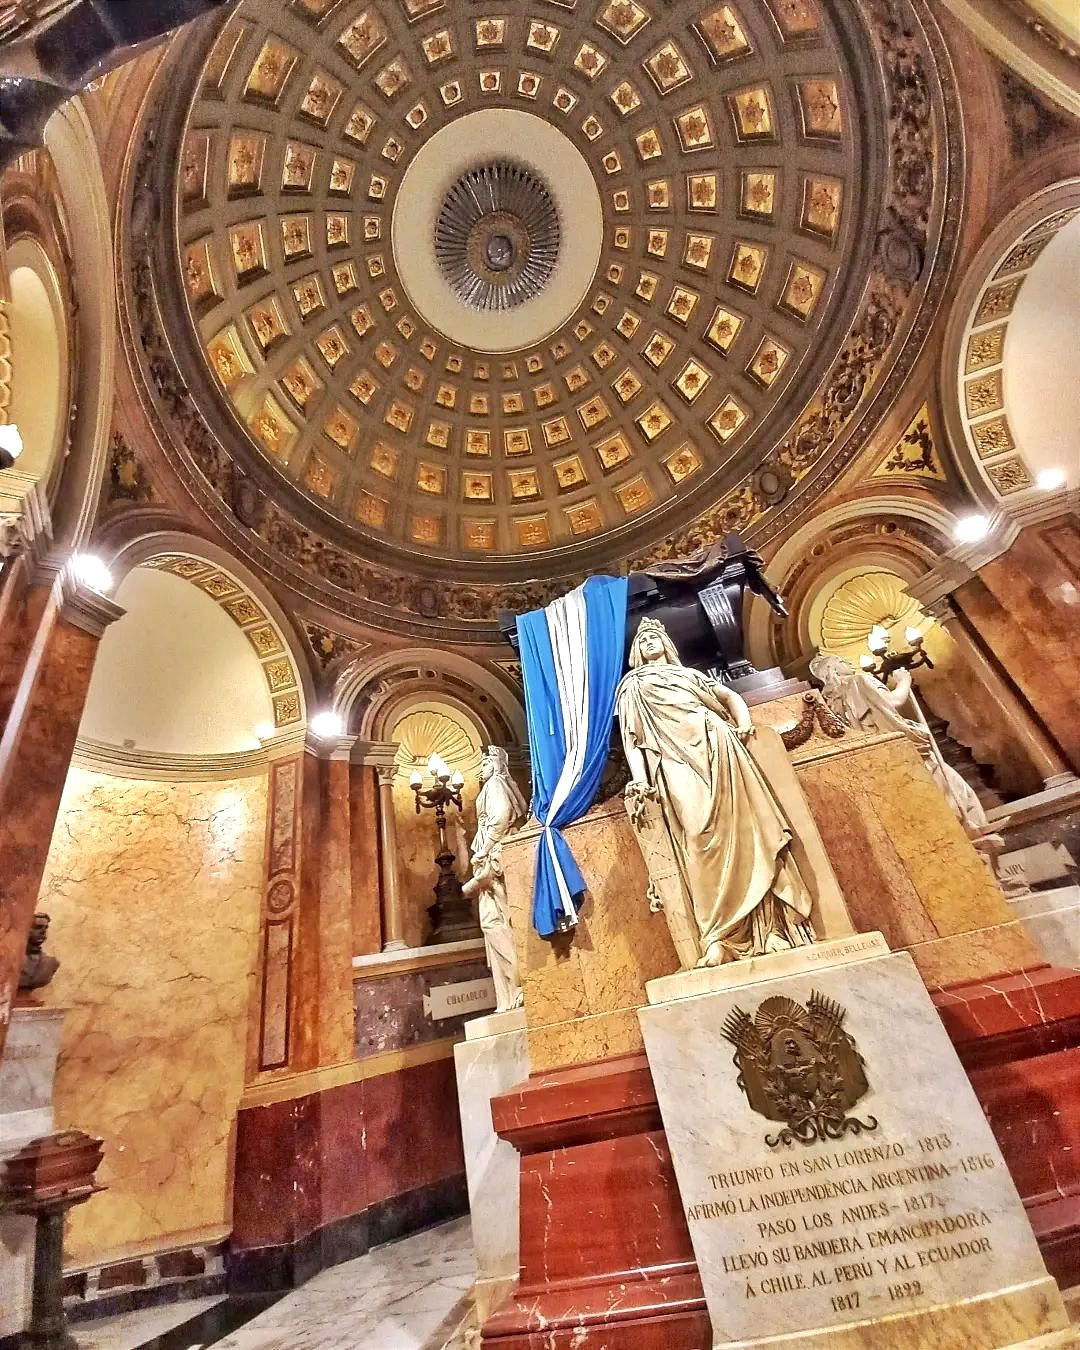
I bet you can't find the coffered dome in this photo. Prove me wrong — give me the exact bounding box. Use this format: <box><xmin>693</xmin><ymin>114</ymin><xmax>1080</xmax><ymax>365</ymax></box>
<box><xmin>125</xmin><ymin>0</ymin><xmax>957</xmax><ymax>630</ymax></box>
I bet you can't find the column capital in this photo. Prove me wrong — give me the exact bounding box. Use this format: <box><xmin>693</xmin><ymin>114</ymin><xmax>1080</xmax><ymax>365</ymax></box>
<box><xmin>375</xmin><ymin>762</ymin><xmax>398</xmax><ymax>789</ymax></box>
<box><xmin>352</xmin><ymin>739</ymin><xmax>400</xmax><ymax>771</ymax></box>
<box><xmin>0</xmin><ymin>474</ymin><xmax>52</xmax><ymax>568</ymax></box>
<box><xmin>57</xmin><ymin>576</ymin><xmax>125</xmax><ymax>638</ymax></box>
<box><xmin>922</xmin><ymin>595</ymin><xmax>958</xmax><ymax>625</ymax></box>
<box><xmin>305</xmin><ymin>732</ymin><xmax>357</xmax><ymax>762</ymax></box>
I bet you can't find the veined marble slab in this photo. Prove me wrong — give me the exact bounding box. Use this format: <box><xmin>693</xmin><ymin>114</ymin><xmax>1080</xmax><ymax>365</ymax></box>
<box><xmin>640</xmin><ymin>951</ymin><xmax>1068</xmax><ymax>1349</ymax></box>
<box><xmin>454</xmin><ymin>1013</ymin><xmax>528</xmax><ymax>1319</ymax></box>
<box><xmin>0</xmin><ymin>1006</ymin><xmax>65</xmax><ymax>1341</ymax></box>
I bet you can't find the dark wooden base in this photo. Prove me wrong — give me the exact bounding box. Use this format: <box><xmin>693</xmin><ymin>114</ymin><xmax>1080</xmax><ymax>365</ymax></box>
<box><xmin>483</xmin><ymin>1055</ymin><xmax>709</xmax><ymax>1349</ymax></box>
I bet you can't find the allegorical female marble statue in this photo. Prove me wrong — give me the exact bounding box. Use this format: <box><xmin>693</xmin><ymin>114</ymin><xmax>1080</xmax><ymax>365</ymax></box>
<box><xmin>463</xmin><ymin>747</ymin><xmax>529</xmax><ymax>1011</ymax></box>
<box><xmin>809</xmin><ymin>654</ymin><xmax>989</xmax><ymax>834</ymax></box>
<box><xmin>616</xmin><ymin>619</ymin><xmax>815</xmax><ymax>968</ymax></box>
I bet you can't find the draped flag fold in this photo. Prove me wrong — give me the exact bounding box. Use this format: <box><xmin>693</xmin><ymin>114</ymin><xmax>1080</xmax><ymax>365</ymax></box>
<box><xmin>517</xmin><ymin>574</ymin><xmax>628</xmax><ymax>937</ymax></box>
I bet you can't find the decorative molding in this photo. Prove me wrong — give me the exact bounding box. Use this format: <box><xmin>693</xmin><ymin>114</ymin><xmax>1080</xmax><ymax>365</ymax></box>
<box><xmin>240</xmin><ymin>1037</ymin><xmax>460</xmax><ymax>1110</ymax></box>
<box><xmin>351</xmin><ymin>937</ymin><xmax>486</xmax><ymax>981</ymax></box>
<box><xmin>871</xmin><ymin>404</ymin><xmax>946</xmax><ymax>482</ymax></box>
<box><xmin>58</xmin><ymin>578</ymin><xmax>125</xmax><ymax>637</ymax></box>
<box><xmin>70</xmin><ymin>735</ymin><xmax>289</xmax><ymax>781</ymax></box>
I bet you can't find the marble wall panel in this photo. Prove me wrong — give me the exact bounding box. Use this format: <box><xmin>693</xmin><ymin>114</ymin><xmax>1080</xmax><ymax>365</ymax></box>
<box><xmin>363</xmin><ymin>1058</ymin><xmax>465</xmax><ymax>1208</ymax></box>
<box><xmin>353</xmin><ymin>959</ymin><xmax>491</xmax><ymax>1057</ymax></box>
<box><xmin>35</xmin><ymin>767</ymin><xmax>267</xmax><ymax>1265</ymax></box>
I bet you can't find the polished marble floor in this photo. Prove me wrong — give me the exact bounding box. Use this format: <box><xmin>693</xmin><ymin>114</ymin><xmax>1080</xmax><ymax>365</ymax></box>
<box><xmin>74</xmin><ymin>1219</ymin><xmax>477</xmax><ymax>1350</ymax></box>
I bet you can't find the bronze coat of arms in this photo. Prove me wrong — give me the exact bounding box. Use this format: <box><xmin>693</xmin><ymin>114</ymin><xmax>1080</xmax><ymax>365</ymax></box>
<box><xmin>722</xmin><ymin>992</ymin><xmax>879</xmax><ymax>1148</ymax></box>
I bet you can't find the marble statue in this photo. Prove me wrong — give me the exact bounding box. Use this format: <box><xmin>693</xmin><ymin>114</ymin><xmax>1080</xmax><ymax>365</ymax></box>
<box><xmin>18</xmin><ymin>913</ymin><xmax>59</xmax><ymax>991</ymax></box>
<box><xmin>616</xmin><ymin>618</ymin><xmax>816</xmax><ymax>968</ymax></box>
<box><xmin>463</xmin><ymin>747</ymin><xmax>529</xmax><ymax>1011</ymax></box>
<box><xmin>809</xmin><ymin>653</ymin><xmax>989</xmax><ymax>833</ymax></box>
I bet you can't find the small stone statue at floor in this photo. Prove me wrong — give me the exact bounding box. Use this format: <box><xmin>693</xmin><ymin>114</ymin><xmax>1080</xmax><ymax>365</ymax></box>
<box><xmin>809</xmin><ymin>653</ymin><xmax>1025</xmax><ymax>894</ymax></box>
<box><xmin>18</xmin><ymin>913</ymin><xmax>59</xmax><ymax>992</ymax></box>
<box><xmin>616</xmin><ymin>618</ymin><xmax>816</xmax><ymax>969</ymax></box>
<box><xmin>463</xmin><ymin>747</ymin><xmax>529</xmax><ymax>1011</ymax></box>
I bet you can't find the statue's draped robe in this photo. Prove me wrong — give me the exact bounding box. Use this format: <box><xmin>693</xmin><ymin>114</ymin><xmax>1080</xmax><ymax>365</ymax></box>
<box><xmin>469</xmin><ymin>775</ymin><xmax>527</xmax><ymax>1009</ymax></box>
<box><xmin>616</xmin><ymin>664</ymin><xmax>814</xmax><ymax>959</ymax></box>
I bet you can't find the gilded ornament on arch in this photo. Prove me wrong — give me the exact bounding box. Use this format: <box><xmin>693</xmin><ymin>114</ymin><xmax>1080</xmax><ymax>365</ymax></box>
<box><xmin>273</xmin><ymin>692</ymin><xmax>303</xmax><ymax>727</ymax></box>
<box><xmin>404</xmin><ymin>368</ymin><xmax>426</xmax><ymax>394</ymax></box>
<box><xmin>645</xmin><ymin>176</ymin><xmax>670</xmax><ymax>208</ymax></box>
<box><xmin>502</xmin><ymin>391</ymin><xmax>526</xmax><ymax>415</ymax></box>
<box><xmin>552</xmin><ymin>85</ymin><xmax>577</xmax><ymax>114</ymax></box>
<box><xmin>706</xmin><ymin>304</ymin><xmax>745</xmax><ymax>353</ymax></box>
<box><xmin>602</xmin><ymin>150</ymin><xmax>623</xmax><ymax>176</ymax></box>
<box><xmin>466</xmin><ymin>429</ymin><xmax>491</xmax><ymax>457</ymax></box>
<box><xmin>184</xmin><ymin>241</ymin><xmax>219</xmax><ymax>304</ymax></box>
<box><xmin>223</xmin><ymin>594</ymin><xmax>266</xmax><ymax>626</ymax></box>
<box><xmin>250</xmin><ymin>400</ymin><xmax>294</xmax><ymax>459</ymax></box>
<box><xmin>994</xmin><ymin>233</ymin><xmax>1051</xmax><ymax>278</ymax></box>
<box><xmin>474</xmin><ymin>17</ymin><xmax>505</xmax><ymax>48</ymax></box>
<box><xmin>374</xmin><ymin>339</ymin><xmax>398</xmax><ymax>369</ymax></box>
<box><xmin>344</xmin><ymin>103</ymin><xmax>376</xmax><ymax>145</ymax></box>
<box><xmin>327</xmin><ymin>214</ymin><xmax>350</xmax><ymax>248</ymax></box>
<box><xmin>635</xmin><ymin>127</ymin><xmax>663</xmax><ymax>161</ymax></box>
<box><xmin>593</xmin><ymin>341</ymin><xmax>618</xmax><ymax>370</ymax></box>
<box><xmin>349</xmin><ymin>305</ymin><xmax>374</xmax><ymax>340</ymax></box>
<box><xmin>708</xmin><ymin>394</ymin><xmax>749</xmax><ymax>442</ymax></box>
<box><xmin>723</xmin><ymin>992</ymin><xmax>878</xmax><ymax>1148</ymax></box>
<box><xmin>965</xmin><ymin>370</ymin><xmax>1004</xmax><ymax>418</ymax></box>
<box><xmin>316</xmin><ymin>327</ymin><xmax>349</xmax><ymax>369</ymax></box>
<box><xmin>292</xmin><ymin>273</ymin><xmax>324</xmax><ymax>318</ymax></box>
<box><xmin>434</xmin><ymin>383</ymin><xmax>456</xmax><ymax>410</ymax></box>
<box><xmin>565</xmin><ymin>499</ymin><xmax>604</xmax><ymax>535</ymax></box>
<box><xmin>440</xmin><ymin>79</ymin><xmax>463</xmax><ymax>106</ymax></box>
<box><xmin>675</xmin><ymin>105</ymin><xmax>715</xmax><ymax>150</ymax></box>
<box><xmin>366</xmin><ymin>255</ymin><xmax>385</xmax><ymax>281</ymax></box>
<box><xmin>422</xmin><ymin>28</ymin><xmax>453</xmax><ymax>63</ymax></box>
<box><xmin>616</xmin><ymin>475</ymin><xmax>655</xmax><ymax>514</ymax></box>
<box><xmin>207</xmin><ymin>328</ymin><xmax>252</xmax><ymax>388</ymax></box>
<box><xmin>533</xmin><ymin>383</ymin><xmax>557</xmax><ymax>409</ymax></box>
<box><xmin>577</xmin><ymin>395</ymin><xmax>611</xmax><ymax>431</ymax></box>
<box><xmin>399</xmin><ymin>0</ymin><xmax>444</xmax><ymax>19</ymax></box>
<box><xmin>872</xmin><ymin>407</ymin><xmax>943</xmax><ymax>480</ymax></box>
<box><xmin>694</xmin><ymin>6</ymin><xmax>752</xmax><ymax>63</ymax></box>
<box><xmin>517</xmin><ymin>72</ymin><xmax>542</xmax><ymax>99</ymax></box>
<box><xmin>768</xmin><ymin>0</ymin><xmax>820</xmax><ymax>37</ymax></box>
<box><xmin>974</xmin><ymin>278</ymin><xmax>1021</xmax><ymax>326</ymax></box>
<box><xmin>740</xmin><ymin>170</ymin><xmax>776</xmax><ymax>218</ymax></box>
<box><xmin>687</xmin><ymin>172</ymin><xmax>719</xmax><ymax>212</ymax></box>
<box><xmin>616</xmin><ymin>311</ymin><xmax>641</xmax><ymax>343</ymax></box>
<box><xmin>479</xmin><ymin>70</ymin><xmax>503</xmax><ymax>95</ymax></box>
<box><xmin>612</xmin><ymin>189</ymin><xmax>632</xmax><ymax>213</ymax></box>
<box><xmin>611</xmin><ymin>80</ymin><xmax>642</xmax><ymax>115</ymax></box>
<box><xmin>644</xmin><ymin>40</ymin><xmax>692</xmax><ymax>93</ymax></box>
<box><xmin>367</xmin><ymin>174</ymin><xmax>388</xmax><ymax>201</ymax></box>
<box><xmin>971</xmin><ymin>415</ymin><xmax>1015</xmax><ymax>460</ymax></box>
<box><xmin>554</xmin><ymin>456</ymin><xmax>589</xmax><ymax>492</ymax></box>
<box><xmin>332</xmin><ymin>262</ymin><xmax>358</xmax><ymax>295</ymax></box>
<box><xmin>281</xmin><ymin>214</ymin><xmax>311</xmax><ymax>260</ymax></box>
<box><xmin>598</xmin><ymin>0</ymin><xmax>651</xmax><ymax>43</ymax></box>
<box><xmin>729</xmin><ymin>86</ymin><xmax>774</xmax><ymax>140</ymax></box>
<box><xmin>198</xmin><ymin>571</ymin><xmax>241</xmax><ymax>601</ymax></box>
<box><xmin>647</xmin><ymin>228</ymin><xmax>670</xmax><ymax>258</ymax></box>
<box><xmin>377</xmin><ymin>286</ymin><xmax>397</xmax><ymax>312</ymax></box>
<box><xmin>965</xmin><ymin>326</ymin><xmax>1005</xmax><ymax>373</ymax></box>
<box><xmin>329</xmin><ymin>158</ymin><xmax>355</xmax><ymax>194</ymax></box>
<box><xmin>180</xmin><ymin>132</ymin><xmax>209</xmax><ymax>203</ymax></box>
<box><xmin>338</xmin><ymin>12</ymin><xmax>386</xmax><ymax>68</ymax></box>
<box><xmin>635</xmin><ymin>271</ymin><xmax>658</xmax><ymax>301</ymax></box>
<box><xmin>426</xmin><ymin>420</ymin><xmax>451</xmax><ymax>450</ymax></box>
<box><xmin>675</xmin><ymin>358</ymin><xmax>712</xmax><ymax>404</ymax></box>
<box><xmin>384</xmin><ymin>399</ymin><xmax>414</xmax><ymax>433</ymax></box>
<box><xmin>664</xmin><ymin>442</ymin><xmax>703</xmax><ymax>484</ymax></box>
<box><xmin>469</xmin><ymin>392</ymin><xmax>490</xmax><ymax>416</ymax></box>
<box><xmin>203</xmin><ymin>17</ymin><xmax>246</xmax><ymax>92</ymax></box>
<box><xmin>985</xmin><ymin>456</ymin><xmax>1034</xmax><ymax>496</ymax></box>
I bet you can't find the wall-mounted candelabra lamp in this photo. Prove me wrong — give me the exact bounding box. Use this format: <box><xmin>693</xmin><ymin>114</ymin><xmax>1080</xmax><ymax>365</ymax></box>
<box><xmin>859</xmin><ymin>623</ymin><xmax>934</xmax><ymax>682</ymax></box>
<box><xmin>410</xmin><ymin>754</ymin><xmax>479</xmax><ymax>944</ymax></box>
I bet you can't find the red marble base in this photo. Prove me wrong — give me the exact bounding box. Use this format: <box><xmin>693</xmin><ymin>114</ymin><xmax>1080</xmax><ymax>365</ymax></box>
<box><xmin>486</xmin><ymin>966</ymin><xmax>1080</xmax><ymax>1348</ymax></box>
<box><xmin>933</xmin><ymin>963</ymin><xmax>1080</xmax><ymax>1289</ymax></box>
<box><xmin>483</xmin><ymin>1055</ymin><xmax>709</xmax><ymax>1349</ymax></box>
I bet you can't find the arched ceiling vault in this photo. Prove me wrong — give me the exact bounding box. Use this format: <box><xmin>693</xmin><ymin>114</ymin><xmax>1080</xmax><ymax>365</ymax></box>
<box><xmin>120</xmin><ymin>0</ymin><xmax>961</xmax><ymax>639</ymax></box>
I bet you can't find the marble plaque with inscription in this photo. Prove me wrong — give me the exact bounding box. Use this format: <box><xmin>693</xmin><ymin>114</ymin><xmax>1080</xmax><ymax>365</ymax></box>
<box><xmin>639</xmin><ymin>952</ymin><xmax>1066</xmax><ymax>1348</ymax></box>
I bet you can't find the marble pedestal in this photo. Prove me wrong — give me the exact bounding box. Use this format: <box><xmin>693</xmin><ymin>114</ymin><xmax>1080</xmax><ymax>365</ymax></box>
<box><xmin>455</xmin><ymin>1008</ymin><xmax>529</xmax><ymax>1323</ymax></box>
<box><xmin>0</xmin><ymin>1006</ymin><xmax>66</xmax><ymax>1341</ymax></box>
<box><xmin>639</xmin><ymin>947</ymin><xmax>1069</xmax><ymax>1350</ymax></box>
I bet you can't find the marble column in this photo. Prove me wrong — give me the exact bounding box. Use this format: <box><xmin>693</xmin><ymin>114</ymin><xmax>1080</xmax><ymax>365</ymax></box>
<box><xmin>0</xmin><ymin>477</ymin><xmax>52</xmax><ymax>738</ymax></box>
<box><xmin>952</xmin><ymin>515</ymin><xmax>1080</xmax><ymax>774</ymax></box>
<box><xmin>294</xmin><ymin>735</ymin><xmax>358</xmax><ymax>1069</ymax></box>
<box><xmin>0</xmin><ymin>568</ymin><xmax>123</xmax><ymax>1059</ymax></box>
<box><xmin>376</xmin><ymin>763</ymin><xmax>407</xmax><ymax>953</ymax></box>
<box><xmin>348</xmin><ymin>759</ymin><xmax>382</xmax><ymax>957</ymax></box>
<box><xmin>926</xmin><ymin>596</ymin><xmax>1074</xmax><ymax>790</ymax></box>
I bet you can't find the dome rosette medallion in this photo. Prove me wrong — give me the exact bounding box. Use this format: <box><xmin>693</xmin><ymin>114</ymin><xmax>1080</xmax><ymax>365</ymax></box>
<box><xmin>123</xmin><ymin>0</ymin><xmax>960</xmax><ymax>634</ymax></box>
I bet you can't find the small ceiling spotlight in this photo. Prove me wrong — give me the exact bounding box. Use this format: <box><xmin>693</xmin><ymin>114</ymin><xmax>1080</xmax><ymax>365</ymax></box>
<box><xmin>1036</xmin><ymin>467</ymin><xmax>1067</xmax><ymax>492</ymax></box>
<box><xmin>309</xmin><ymin>710</ymin><xmax>345</xmax><ymax>739</ymax></box>
<box><xmin>953</xmin><ymin>514</ymin><xmax>990</xmax><ymax>545</ymax></box>
<box><xmin>70</xmin><ymin>553</ymin><xmax>114</xmax><ymax>594</ymax></box>
<box><xmin>0</xmin><ymin>424</ymin><xmax>24</xmax><ymax>470</ymax></box>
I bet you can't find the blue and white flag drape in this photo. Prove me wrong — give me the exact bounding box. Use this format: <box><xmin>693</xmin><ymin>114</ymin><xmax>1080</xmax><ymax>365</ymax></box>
<box><xmin>517</xmin><ymin>574</ymin><xmax>628</xmax><ymax>937</ymax></box>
